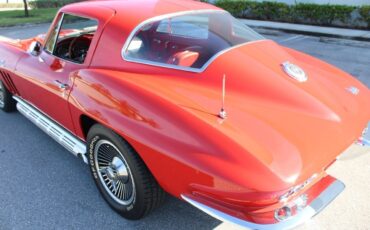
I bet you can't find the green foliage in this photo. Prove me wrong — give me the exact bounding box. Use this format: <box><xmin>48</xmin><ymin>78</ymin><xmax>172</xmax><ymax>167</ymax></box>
<box><xmin>292</xmin><ymin>3</ymin><xmax>355</xmax><ymax>25</ymax></box>
<box><xmin>360</xmin><ymin>5</ymin><xmax>370</xmax><ymax>24</ymax></box>
<box><xmin>246</xmin><ymin>1</ymin><xmax>292</xmax><ymax>21</ymax></box>
<box><xmin>215</xmin><ymin>0</ymin><xmax>369</xmax><ymax>29</ymax></box>
<box><xmin>0</xmin><ymin>8</ymin><xmax>58</xmax><ymax>27</ymax></box>
<box><xmin>29</xmin><ymin>0</ymin><xmax>83</xmax><ymax>9</ymax></box>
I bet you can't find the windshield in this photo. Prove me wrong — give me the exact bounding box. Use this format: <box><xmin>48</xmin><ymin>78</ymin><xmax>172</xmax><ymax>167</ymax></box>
<box><xmin>123</xmin><ymin>11</ymin><xmax>264</xmax><ymax>72</ymax></box>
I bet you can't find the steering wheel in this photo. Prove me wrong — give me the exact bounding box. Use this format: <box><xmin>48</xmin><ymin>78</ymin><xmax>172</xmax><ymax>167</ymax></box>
<box><xmin>68</xmin><ymin>35</ymin><xmax>92</xmax><ymax>62</ymax></box>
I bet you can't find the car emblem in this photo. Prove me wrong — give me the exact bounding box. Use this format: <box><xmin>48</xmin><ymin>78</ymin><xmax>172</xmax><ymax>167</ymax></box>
<box><xmin>346</xmin><ymin>86</ymin><xmax>360</xmax><ymax>95</ymax></box>
<box><xmin>279</xmin><ymin>174</ymin><xmax>317</xmax><ymax>201</ymax></box>
<box><xmin>282</xmin><ymin>62</ymin><xmax>308</xmax><ymax>83</ymax></box>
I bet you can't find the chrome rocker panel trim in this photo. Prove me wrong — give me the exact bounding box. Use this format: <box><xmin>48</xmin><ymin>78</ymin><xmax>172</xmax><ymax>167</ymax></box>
<box><xmin>14</xmin><ymin>96</ymin><xmax>88</xmax><ymax>164</ymax></box>
<box><xmin>181</xmin><ymin>179</ymin><xmax>345</xmax><ymax>230</ymax></box>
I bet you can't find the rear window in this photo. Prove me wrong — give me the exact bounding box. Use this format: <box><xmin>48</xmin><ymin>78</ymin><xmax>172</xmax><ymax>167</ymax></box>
<box><xmin>156</xmin><ymin>16</ymin><xmax>209</xmax><ymax>39</ymax></box>
<box><xmin>123</xmin><ymin>11</ymin><xmax>264</xmax><ymax>72</ymax></box>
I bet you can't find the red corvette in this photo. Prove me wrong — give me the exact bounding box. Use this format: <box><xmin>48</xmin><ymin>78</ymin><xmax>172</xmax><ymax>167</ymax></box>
<box><xmin>0</xmin><ymin>0</ymin><xmax>369</xmax><ymax>229</ymax></box>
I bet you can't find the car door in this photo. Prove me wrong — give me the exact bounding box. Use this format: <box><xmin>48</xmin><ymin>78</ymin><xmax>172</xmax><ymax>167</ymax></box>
<box><xmin>15</xmin><ymin>13</ymin><xmax>99</xmax><ymax>133</ymax></box>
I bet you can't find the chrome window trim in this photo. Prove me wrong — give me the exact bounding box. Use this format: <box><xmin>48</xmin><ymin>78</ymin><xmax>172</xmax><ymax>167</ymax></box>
<box><xmin>42</xmin><ymin>12</ymin><xmax>99</xmax><ymax>66</ymax></box>
<box><xmin>121</xmin><ymin>10</ymin><xmax>266</xmax><ymax>73</ymax></box>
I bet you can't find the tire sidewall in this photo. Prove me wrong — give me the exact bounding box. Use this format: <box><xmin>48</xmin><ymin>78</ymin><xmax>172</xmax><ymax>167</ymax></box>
<box><xmin>0</xmin><ymin>80</ymin><xmax>6</xmax><ymax>109</ymax></box>
<box><xmin>0</xmin><ymin>80</ymin><xmax>16</xmax><ymax>112</ymax></box>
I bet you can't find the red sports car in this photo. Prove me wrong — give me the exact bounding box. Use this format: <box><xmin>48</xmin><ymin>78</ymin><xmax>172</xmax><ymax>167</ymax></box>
<box><xmin>0</xmin><ymin>0</ymin><xmax>369</xmax><ymax>229</ymax></box>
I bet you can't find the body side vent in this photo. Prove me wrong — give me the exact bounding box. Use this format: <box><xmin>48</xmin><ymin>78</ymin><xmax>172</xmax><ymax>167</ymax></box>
<box><xmin>0</xmin><ymin>70</ymin><xmax>19</xmax><ymax>95</ymax></box>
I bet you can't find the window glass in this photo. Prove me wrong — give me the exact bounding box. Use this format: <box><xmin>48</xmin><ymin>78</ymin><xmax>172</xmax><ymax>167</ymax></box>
<box><xmin>124</xmin><ymin>11</ymin><xmax>264</xmax><ymax>70</ymax></box>
<box><xmin>44</xmin><ymin>15</ymin><xmax>63</xmax><ymax>53</ymax></box>
<box><xmin>45</xmin><ymin>14</ymin><xmax>98</xmax><ymax>64</ymax></box>
<box><xmin>156</xmin><ymin>16</ymin><xmax>209</xmax><ymax>39</ymax></box>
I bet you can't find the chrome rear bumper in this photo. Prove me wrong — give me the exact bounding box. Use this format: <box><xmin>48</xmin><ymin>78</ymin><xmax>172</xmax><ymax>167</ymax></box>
<box><xmin>357</xmin><ymin>122</ymin><xmax>370</xmax><ymax>147</ymax></box>
<box><xmin>181</xmin><ymin>179</ymin><xmax>345</xmax><ymax>230</ymax></box>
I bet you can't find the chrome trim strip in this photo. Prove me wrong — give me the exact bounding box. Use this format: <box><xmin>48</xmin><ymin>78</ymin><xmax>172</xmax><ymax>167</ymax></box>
<box><xmin>121</xmin><ymin>10</ymin><xmax>265</xmax><ymax>73</ymax></box>
<box><xmin>181</xmin><ymin>180</ymin><xmax>345</xmax><ymax>230</ymax></box>
<box><xmin>14</xmin><ymin>96</ymin><xmax>88</xmax><ymax>164</ymax></box>
<box><xmin>356</xmin><ymin>122</ymin><xmax>370</xmax><ymax>147</ymax></box>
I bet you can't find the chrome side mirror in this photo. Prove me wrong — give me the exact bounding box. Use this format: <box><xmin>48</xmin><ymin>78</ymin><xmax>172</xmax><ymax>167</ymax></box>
<box><xmin>28</xmin><ymin>41</ymin><xmax>42</xmax><ymax>56</ymax></box>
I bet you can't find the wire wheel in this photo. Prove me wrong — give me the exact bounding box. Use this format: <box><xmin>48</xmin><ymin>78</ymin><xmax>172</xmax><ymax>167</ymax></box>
<box><xmin>0</xmin><ymin>82</ymin><xmax>5</xmax><ymax>108</ymax></box>
<box><xmin>94</xmin><ymin>140</ymin><xmax>136</xmax><ymax>206</ymax></box>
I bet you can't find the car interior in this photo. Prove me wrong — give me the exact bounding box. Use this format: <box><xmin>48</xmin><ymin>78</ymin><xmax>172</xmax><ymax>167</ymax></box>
<box><xmin>126</xmin><ymin>18</ymin><xmax>242</xmax><ymax>69</ymax></box>
<box><xmin>46</xmin><ymin>14</ymin><xmax>98</xmax><ymax>64</ymax></box>
<box><xmin>54</xmin><ymin>32</ymin><xmax>95</xmax><ymax>64</ymax></box>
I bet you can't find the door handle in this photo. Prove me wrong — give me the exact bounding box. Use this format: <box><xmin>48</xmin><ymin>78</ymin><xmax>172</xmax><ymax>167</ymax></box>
<box><xmin>38</xmin><ymin>56</ymin><xmax>45</xmax><ymax>63</ymax></box>
<box><xmin>54</xmin><ymin>80</ymin><xmax>69</xmax><ymax>90</ymax></box>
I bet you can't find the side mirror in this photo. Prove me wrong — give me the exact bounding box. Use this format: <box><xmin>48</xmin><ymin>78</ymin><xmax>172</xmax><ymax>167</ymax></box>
<box><xmin>28</xmin><ymin>41</ymin><xmax>42</xmax><ymax>56</ymax></box>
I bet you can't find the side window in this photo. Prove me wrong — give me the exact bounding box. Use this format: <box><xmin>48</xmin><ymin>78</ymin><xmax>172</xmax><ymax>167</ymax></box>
<box><xmin>44</xmin><ymin>15</ymin><xmax>63</xmax><ymax>53</ymax></box>
<box><xmin>44</xmin><ymin>13</ymin><xmax>98</xmax><ymax>64</ymax></box>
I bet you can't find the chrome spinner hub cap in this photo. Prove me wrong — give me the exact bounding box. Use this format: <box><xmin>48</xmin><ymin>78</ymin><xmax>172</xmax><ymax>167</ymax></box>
<box><xmin>105</xmin><ymin>157</ymin><xmax>129</xmax><ymax>183</ymax></box>
<box><xmin>94</xmin><ymin>140</ymin><xmax>135</xmax><ymax>206</ymax></box>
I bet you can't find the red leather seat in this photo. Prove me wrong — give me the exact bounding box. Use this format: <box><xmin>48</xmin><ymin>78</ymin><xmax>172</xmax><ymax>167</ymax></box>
<box><xmin>167</xmin><ymin>50</ymin><xmax>199</xmax><ymax>67</ymax></box>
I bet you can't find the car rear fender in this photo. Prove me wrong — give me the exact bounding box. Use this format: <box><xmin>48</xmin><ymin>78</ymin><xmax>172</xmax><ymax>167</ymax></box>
<box><xmin>67</xmin><ymin>69</ymin><xmax>288</xmax><ymax>198</ymax></box>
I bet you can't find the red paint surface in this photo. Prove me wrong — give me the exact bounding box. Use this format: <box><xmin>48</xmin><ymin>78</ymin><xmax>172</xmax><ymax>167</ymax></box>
<box><xmin>0</xmin><ymin>0</ymin><xmax>369</xmax><ymax>224</ymax></box>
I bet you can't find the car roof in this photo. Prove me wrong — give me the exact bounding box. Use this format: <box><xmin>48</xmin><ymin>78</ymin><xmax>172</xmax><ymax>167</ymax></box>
<box><xmin>61</xmin><ymin>0</ymin><xmax>220</xmax><ymax>27</ymax></box>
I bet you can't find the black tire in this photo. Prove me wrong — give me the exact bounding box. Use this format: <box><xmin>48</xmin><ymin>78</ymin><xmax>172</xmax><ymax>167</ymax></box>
<box><xmin>0</xmin><ymin>80</ymin><xmax>16</xmax><ymax>112</ymax></box>
<box><xmin>87</xmin><ymin>124</ymin><xmax>166</xmax><ymax>220</ymax></box>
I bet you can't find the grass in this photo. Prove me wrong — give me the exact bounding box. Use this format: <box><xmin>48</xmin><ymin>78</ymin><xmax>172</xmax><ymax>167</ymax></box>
<box><xmin>0</xmin><ymin>8</ymin><xmax>58</xmax><ymax>27</ymax></box>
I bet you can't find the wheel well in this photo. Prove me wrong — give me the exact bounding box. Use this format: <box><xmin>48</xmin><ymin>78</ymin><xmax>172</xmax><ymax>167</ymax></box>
<box><xmin>80</xmin><ymin>115</ymin><xmax>97</xmax><ymax>139</ymax></box>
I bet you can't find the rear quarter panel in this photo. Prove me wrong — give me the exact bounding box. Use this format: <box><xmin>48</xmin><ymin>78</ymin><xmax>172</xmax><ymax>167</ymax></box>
<box><xmin>67</xmin><ymin>69</ymin><xmax>287</xmax><ymax>202</ymax></box>
<box><xmin>68</xmin><ymin>69</ymin><xmax>216</xmax><ymax>197</ymax></box>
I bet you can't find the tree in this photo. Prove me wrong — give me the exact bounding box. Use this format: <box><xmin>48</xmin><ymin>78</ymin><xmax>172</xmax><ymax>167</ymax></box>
<box><xmin>23</xmin><ymin>0</ymin><xmax>29</xmax><ymax>17</ymax></box>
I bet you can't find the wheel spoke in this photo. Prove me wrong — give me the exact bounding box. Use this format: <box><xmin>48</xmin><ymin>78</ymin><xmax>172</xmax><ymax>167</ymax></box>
<box><xmin>112</xmin><ymin>180</ymin><xmax>118</xmax><ymax>194</ymax></box>
<box><xmin>99</xmin><ymin>167</ymin><xmax>108</xmax><ymax>174</ymax></box>
<box><xmin>118</xmin><ymin>182</ymin><xmax>124</xmax><ymax>200</ymax></box>
<box><xmin>98</xmin><ymin>154</ymin><xmax>111</xmax><ymax>162</ymax></box>
<box><xmin>99</xmin><ymin>148</ymin><xmax>114</xmax><ymax>160</ymax></box>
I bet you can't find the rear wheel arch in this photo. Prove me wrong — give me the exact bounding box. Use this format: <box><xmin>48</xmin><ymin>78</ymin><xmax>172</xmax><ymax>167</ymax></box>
<box><xmin>79</xmin><ymin>114</ymin><xmax>147</xmax><ymax>164</ymax></box>
<box><xmin>80</xmin><ymin>114</ymin><xmax>98</xmax><ymax>139</ymax></box>
<box><xmin>79</xmin><ymin>114</ymin><xmax>164</xmax><ymax>189</ymax></box>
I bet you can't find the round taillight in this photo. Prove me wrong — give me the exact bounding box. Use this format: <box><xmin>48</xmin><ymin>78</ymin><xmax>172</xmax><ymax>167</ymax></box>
<box><xmin>274</xmin><ymin>206</ymin><xmax>292</xmax><ymax>222</ymax></box>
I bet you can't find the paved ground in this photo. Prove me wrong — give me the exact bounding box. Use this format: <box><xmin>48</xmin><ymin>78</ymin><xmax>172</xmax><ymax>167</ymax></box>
<box><xmin>0</xmin><ymin>25</ymin><xmax>369</xmax><ymax>230</ymax></box>
<box><xmin>242</xmin><ymin>19</ymin><xmax>370</xmax><ymax>41</ymax></box>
